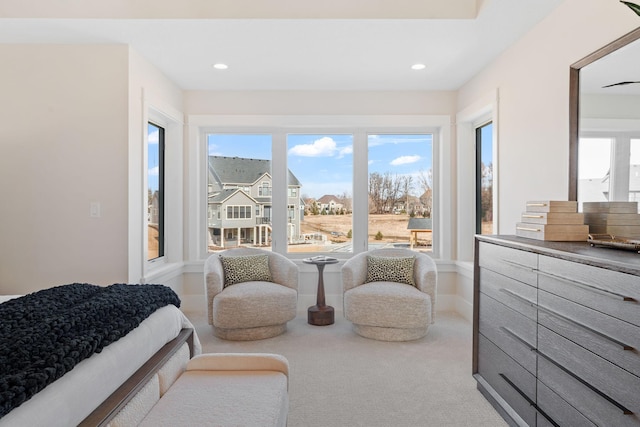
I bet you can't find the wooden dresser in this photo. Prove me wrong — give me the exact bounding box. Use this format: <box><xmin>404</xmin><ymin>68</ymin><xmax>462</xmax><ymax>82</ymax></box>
<box><xmin>473</xmin><ymin>235</ymin><xmax>640</xmax><ymax>427</ymax></box>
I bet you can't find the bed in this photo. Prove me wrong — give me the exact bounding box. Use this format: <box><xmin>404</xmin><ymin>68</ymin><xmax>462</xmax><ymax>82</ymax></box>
<box><xmin>0</xmin><ymin>283</ymin><xmax>201</xmax><ymax>427</ymax></box>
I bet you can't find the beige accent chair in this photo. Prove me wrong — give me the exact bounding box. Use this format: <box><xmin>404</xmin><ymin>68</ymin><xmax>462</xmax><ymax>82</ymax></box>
<box><xmin>341</xmin><ymin>248</ymin><xmax>437</xmax><ymax>341</ymax></box>
<box><xmin>204</xmin><ymin>248</ymin><xmax>298</xmax><ymax>340</ymax></box>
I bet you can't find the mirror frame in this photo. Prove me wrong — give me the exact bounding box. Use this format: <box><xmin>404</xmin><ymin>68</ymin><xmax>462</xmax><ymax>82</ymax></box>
<box><xmin>569</xmin><ymin>26</ymin><xmax>640</xmax><ymax>201</ymax></box>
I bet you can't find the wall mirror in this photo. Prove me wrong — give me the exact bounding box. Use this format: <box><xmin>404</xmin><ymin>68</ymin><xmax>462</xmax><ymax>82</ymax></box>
<box><xmin>569</xmin><ymin>27</ymin><xmax>640</xmax><ymax>209</ymax></box>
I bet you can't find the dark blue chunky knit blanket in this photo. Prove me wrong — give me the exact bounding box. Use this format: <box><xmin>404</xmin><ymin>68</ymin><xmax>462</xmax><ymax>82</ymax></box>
<box><xmin>0</xmin><ymin>283</ymin><xmax>181</xmax><ymax>419</ymax></box>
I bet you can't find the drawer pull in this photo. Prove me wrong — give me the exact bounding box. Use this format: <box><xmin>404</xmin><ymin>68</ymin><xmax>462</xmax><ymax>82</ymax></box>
<box><xmin>498</xmin><ymin>373</ymin><xmax>535</xmax><ymax>406</ymax></box>
<box><xmin>538</xmin><ymin>270</ymin><xmax>637</xmax><ymax>302</ymax></box>
<box><xmin>526</xmin><ymin>203</ymin><xmax>547</xmax><ymax>207</ymax></box>
<box><xmin>500</xmin><ymin>258</ymin><xmax>536</xmax><ymax>272</ymax></box>
<box><xmin>499</xmin><ymin>288</ymin><xmax>537</xmax><ymax>308</ymax></box>
<box><xmin>538</xmin><ymin>304</ymin><xmax>634</xmax><ymax>351</ymax></box>
<box><xmin>500</xmin><ymin>326</ymin><xmax>536</xmax><ymax>351</ymax></box>
<box><xmin>537</xmin><ymin>350</ymin><xmax>633</xmax><ymax>415</ymax></box>
<box><xmin>516</xmin><ymin>226</ymin><xmax>541</xmax><ymax>232</ymax></box>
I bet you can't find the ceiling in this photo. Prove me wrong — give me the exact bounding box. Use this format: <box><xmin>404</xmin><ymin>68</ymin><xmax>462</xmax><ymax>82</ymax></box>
<box><xmin>0</xmin><ymin>0</ymin><xmax>565</xmax><ymax>91</ymax></box>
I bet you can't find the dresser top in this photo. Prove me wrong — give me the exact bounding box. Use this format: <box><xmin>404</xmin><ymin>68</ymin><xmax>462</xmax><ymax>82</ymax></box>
<box><xmin>476</xmin><ymin>235</ymin><xmax>640</xmax><ymax>276</ymax></box>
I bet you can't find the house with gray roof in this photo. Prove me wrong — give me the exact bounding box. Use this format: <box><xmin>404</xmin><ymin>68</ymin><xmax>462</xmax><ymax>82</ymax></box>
<box><xmin>207</xmin><ymin>156</ymin><xmax>303</xmax><ymax>248</ymax></box>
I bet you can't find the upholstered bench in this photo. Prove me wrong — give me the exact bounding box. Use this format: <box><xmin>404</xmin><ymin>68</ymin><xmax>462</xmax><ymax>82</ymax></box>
<box><xmin>108</xmin><ymin>348</ymin><xmax>289</xmax><ymax>427</ymax></box>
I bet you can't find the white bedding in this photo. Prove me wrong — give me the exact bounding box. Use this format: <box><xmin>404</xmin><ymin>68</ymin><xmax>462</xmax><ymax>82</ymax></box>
<box><xmin>0</xmin><ymin>304</ymin><xmax>201</xmax><ymax>427</ymax></box>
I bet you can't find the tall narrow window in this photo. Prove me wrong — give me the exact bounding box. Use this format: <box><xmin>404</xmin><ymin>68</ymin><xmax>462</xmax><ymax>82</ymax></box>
<box><xmin>368</xmin><ymin>134</ymin><xmax>433</xmax><ymax>251</ymax></box>
<box><xmin>476</xmin><ymin>122</ymin><xmax>493</xmax><ymax>235</ymax></box>
<box><xmin>287</xmin><ymin>134</ymin><xmax>353</xmax><ymax>253</ymax></box>
<box><xmin>147</xmin><ymin>122</ymin><xmax>164</xmax><ymax>260</ymax></box>
<box><xmin>206</xmin><ymin>134</ymin><xmax>272</xmax><ymax>252</ymax></box>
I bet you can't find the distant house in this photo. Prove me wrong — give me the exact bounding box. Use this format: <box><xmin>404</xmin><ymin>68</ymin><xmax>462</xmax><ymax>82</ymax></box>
<box><xmin>207</xmin><ymin>156</ymin><xmax>303</xmax><ymax>248</ymax></box>
<box><xmin>317</xmin><ymin>194</ymin><xmax>344</xmax><ymax>214</ymax></box>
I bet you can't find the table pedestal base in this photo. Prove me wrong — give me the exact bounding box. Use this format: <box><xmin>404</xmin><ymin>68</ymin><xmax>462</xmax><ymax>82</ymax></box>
<box><xmin>308</xmin><ymin>305</ymin><xmax>334</xmax><ymax>326</ymax></box>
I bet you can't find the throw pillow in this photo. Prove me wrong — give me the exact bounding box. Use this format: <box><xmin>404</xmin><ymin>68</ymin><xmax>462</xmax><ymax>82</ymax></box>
<box><xmin>219</xmin><ymin>254</ymin><xmax>272</xmax><ymax>287</ymax></box>
<box><xmin>365</xmin><ymin>255</ymin><xmax>416</xmax><ymax>286</ymax></box>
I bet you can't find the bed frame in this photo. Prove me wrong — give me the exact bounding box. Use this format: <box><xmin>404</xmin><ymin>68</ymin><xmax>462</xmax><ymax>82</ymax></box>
<box><xmin>79</xmin><ymin>328</ymin><xmax>195</xmax><ymax>426</ymax></box>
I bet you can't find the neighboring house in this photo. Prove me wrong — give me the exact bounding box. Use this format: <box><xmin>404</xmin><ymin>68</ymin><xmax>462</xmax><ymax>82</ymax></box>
<box><xmin>317</xmin><ymin>194</ymin><xmax>344</xmax><ymax>214</ymax></box>
<box><xmin>207</xmin><ymin>156</ymin><xmax>303</xmax><ymax>248</ymax></box>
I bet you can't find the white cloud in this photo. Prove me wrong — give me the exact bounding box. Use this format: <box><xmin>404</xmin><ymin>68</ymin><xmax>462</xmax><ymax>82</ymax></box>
<box><xmin>338</xmin><ymin>145</ymin><xmax>353</xmax><ymax>158</ymax></box>
<box><xmin>391</xmin><ymin>155</ymin><xmax>421</xmax><ymax>166</ymax></box>
<box><xmin>147</xmin><ymin>129</ymin><xmax>159</xmax><ymax>145</ymax></box>
<box><xmin>288</xmin><ymin>137</ymin><xmax>337</xmax><ymax>157</ymax></box>
<box><xmin>148</xmin><ymin>166</ymin><xmax>159</xmax><ymax>177</ymax></box>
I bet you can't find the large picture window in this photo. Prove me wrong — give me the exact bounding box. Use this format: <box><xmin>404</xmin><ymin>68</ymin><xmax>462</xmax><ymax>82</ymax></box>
<box><xmin>202</xmin><ymin>121</ymin><xmax>439</xmax><ymax>257</ymax></box>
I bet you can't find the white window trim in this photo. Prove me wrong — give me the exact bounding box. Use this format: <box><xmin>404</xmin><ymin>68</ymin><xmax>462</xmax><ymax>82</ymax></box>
<box><xmin>185</xmin><ymin>114</ymin><xmax>451</xmax><ymax>262</ymax></box>
<box><xmin>139</xmin><ymin>101</ymin><xmax>183</xmax><ymax>282</ymax></box>
<box><xmin>456</xmin><ymin>90</ymin><xmax>499</xmax><ymax>263</ymax></box>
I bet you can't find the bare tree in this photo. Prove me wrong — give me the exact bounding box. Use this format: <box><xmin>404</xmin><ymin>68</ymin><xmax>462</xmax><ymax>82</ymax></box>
<box><xmin>337</xmin><ymin>191</ymin><xmax>352</xmax><ymax>213</ymax></box>
<box><xmin>417</xmin><ymin>169</ymin><xmax>433</xmax><ymax>217</ymax></box>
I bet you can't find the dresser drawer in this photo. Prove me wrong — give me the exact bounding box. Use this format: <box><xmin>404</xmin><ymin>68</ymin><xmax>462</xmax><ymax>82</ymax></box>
<box><xmin>479</xmin><ymin>268</ymin><xmax>537</xmax><ymax>321</ymax></box>
<box><xmin>477</xmin><ymin>334</ymin><xmax>536</xmax><ymax>426</ymax></box>
<box><xmin>538</xmin><ymin>353</ymin><xmax>640</xmax><ymax>427</ymax></box>
<box><xmin>538</xmin><ymin>255</ymin><xmax>640</xmax><ymax>327</ymax></box>
<box><xmin>536</xmin><ymin>380</ymin><xmax>597</xmax><ymax>427</ymax></box>
<box><xmin>479</xmin><ymin>293</ymin><xmax>537</xmax><ymax>374</ymax></box>
<box><xmin>479</xmin><ymin>242</ymin><xmax>538</xmax><ymax>287</ymax></box>
<box><xmin>538</xmin><ymin>289</ymin><xmax>640</xmax><ymax>377</ymax></box>
<box><xmin>538</xmin><ymin>325</ymin><xmax>640</xmax><ymax>422</ymax></box>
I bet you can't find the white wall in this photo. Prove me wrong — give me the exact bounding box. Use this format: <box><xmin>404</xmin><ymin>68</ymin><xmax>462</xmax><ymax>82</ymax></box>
<box><xmin>457</xmin><ymin>0</ymin><xmax>639</xmax><ymax>236</ymax></box>
<box><xmin>0</xmin><ymin>45</ymin><xmax>130</xmax><ymax>294</ymax></box>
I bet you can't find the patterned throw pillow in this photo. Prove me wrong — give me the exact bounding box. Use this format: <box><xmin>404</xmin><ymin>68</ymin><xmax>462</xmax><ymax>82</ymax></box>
<box><xmin>219</xmin><ymin>254</ymin><xmax>272</xmax><ymax>287</ymax></box>
<box><xmin>365</xmin><ymin>255</ymin><xmax>416</xmax><ymax>286</ymax></box>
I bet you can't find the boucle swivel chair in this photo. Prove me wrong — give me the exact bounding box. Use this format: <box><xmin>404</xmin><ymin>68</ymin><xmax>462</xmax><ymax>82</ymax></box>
<box><xmin>204</xmin><ymin>247</ymin><xmax>298</xmax><ymax>340</ymax></box>
<box><xmin>341</xmin><ymin>248</ymin><xmax>437</xmax><ymax>341</ymax></box>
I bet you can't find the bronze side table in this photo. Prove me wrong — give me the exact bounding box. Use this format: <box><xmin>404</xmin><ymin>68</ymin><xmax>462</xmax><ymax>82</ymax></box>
<box><xmin>303</xmin><ymin>256</ymin><xmax>339</xmax><ymax>326</ymax></box>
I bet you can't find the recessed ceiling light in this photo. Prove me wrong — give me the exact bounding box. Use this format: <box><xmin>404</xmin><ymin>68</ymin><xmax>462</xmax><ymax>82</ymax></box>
<box><xmin>411</xmin><ymin>64</ymin><xmax>426</xmax><ymax>70</ymax></box>
<box><xmin>213</xmin><ymin>63</ymin><xmax>228</xmax><ymax>70</ymax></box>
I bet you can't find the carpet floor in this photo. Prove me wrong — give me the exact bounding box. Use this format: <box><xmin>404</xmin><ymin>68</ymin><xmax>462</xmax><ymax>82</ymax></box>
<box><xmin>184</xmin><ymin>310</ymin><xmax>507</xmax><ymax>427</ymax></box>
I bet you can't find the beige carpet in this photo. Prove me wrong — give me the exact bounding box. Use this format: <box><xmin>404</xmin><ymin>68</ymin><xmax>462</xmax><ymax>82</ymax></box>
<box><xmin>184</xmin><ymin>310</ymin><xmax>507</xmax><ymax>427</ymax></box>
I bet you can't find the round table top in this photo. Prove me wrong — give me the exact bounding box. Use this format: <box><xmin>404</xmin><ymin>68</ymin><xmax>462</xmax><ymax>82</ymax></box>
<box><xmin>302</xmin><ymin>256</ymin><xmax>339</xmax><ymax>265</ymax></box>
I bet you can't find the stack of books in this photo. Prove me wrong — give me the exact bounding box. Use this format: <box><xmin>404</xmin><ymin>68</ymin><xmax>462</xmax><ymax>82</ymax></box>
<box><xmin>583</xmin><ymin>201</ymin><xmax>640</xmax><ymax>238</ymax></box>
<box><xmin>516</xmin><ymin>200</ymin><xmax>588</xmax><ymax>241</ymax></box>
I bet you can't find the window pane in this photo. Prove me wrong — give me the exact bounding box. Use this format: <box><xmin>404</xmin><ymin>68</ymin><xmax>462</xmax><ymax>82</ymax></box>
<box><xmin>147</xmin><ymin>122</ymin><xmax>164</xmax><ymax>261</ymax></box>
<box><xmin>207</xmin><ymin>134</ymin><xmax>272</xmax><ymax>252</ymax></box>
<box><xmin>368</xmin><ymin>134</ymin><xmax>433</xmax><ymax>251</ymax></box>
<box><xmin>287</xmin><ymin>134</ymin><xmax>353</xmax><ymax>253</ymax></box>
<box><xmin>578</xmin><ymin>137</ymin><xmax>612</xmax><ymax>209</ymax></box>
<box><xmin>476</xmin><ymin>123</ymin><xmax>493</xmax><ymax>235</ymax></box>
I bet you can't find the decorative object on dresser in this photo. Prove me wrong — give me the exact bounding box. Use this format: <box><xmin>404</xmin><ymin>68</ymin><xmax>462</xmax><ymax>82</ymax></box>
<box><xmin>515</xmin><ymin>200</ymin><xmax>589</xmax><ymax>241</ymax></box>
<box><xmin>583</xmin><ymin>201</ymin><xmax>640</xmax><ymax>238</ymax></box>
<box><xmin>473</xmin><ymin>235</ymin><xmax>640</xmax><ymax>427</ymax></box>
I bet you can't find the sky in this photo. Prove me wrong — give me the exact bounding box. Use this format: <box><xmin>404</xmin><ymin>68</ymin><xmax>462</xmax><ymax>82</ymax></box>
<box><xmin>207</xmin><ymin>133</ymin><xmax>434</xmax><ymax>199</ymax></box>
<box><xmin>148</xmin><ymin>123</ymin><xmax>160</xmax><ymax>193</ymax></box>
